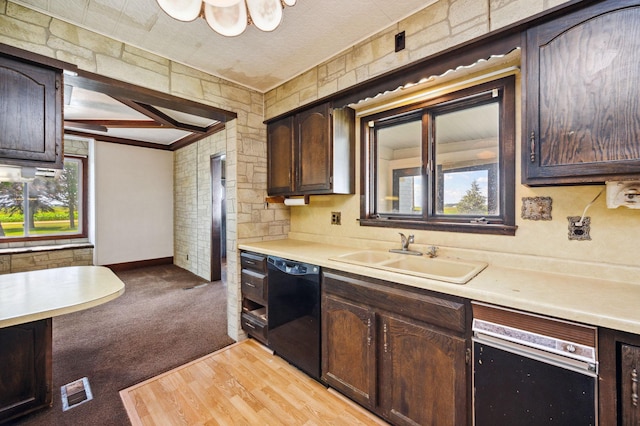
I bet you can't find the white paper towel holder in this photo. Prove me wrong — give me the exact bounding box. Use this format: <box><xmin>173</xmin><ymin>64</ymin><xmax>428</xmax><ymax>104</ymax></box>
<box><xmin>284</xmin><ymin>195</ymin><xmax>309</xmax><ymax>206</ymax></box>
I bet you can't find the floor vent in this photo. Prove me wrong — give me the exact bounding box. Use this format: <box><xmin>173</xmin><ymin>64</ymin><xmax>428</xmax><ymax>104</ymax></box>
<box><xmin>61</xmin><ymin>377</ymin><xmax>93</xmax><ymax>411</ymax></box>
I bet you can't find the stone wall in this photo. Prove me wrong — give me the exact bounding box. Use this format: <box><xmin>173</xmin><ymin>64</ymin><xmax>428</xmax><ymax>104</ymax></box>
<box><xmin>265</xmin><ymin>0</ymin><xmax>569</xmax><ymax>119</ymax></box>
<box><xmin>0</xmin><ymin>245</ymin><xmax>93</xmax><ymax>274</ymax></box>
<box><xmin>173</xmin><ymin>129</ymin><xmax>227</xmax><ymax>280</ymax></box>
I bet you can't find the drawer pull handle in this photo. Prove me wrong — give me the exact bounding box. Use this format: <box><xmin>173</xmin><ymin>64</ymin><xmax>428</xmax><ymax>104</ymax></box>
<box><xmin>632</xmin><ymin>368</ymin><xmax>638</xmax><ymax>407</ymax></box>
<box><xmin>244</xmin><ymin>321</ymin><xmax>256</xmax><ymax>329</ymax></box>
<box><xmin>244</xmin><ymin>282</ymin><xmax>256</xmax><ymax>287</ymax></box>
<box><xmin>383</xmin><ymin>322</ymin><xmax>389</xmax><ymax>353</ymax></box>
<box><xmin>529</xmin><ymin>131</ymin><xmax>536</xmax><ymax>163</ymax></box>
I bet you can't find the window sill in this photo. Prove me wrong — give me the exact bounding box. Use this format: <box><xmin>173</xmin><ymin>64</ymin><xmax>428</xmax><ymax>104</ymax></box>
<box><xmin>359</xmin><ymin>218</ymin><xmax>517</xmax><ymax>236</ymax></box>
<box><xmin>0</xmin><ymin>243</ymin><xmax>94</xmax><ymax>256</ymax></box>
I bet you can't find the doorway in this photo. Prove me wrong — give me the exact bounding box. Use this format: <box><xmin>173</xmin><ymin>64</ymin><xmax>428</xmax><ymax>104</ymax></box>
<box><xmin>210</xmin><ymin>154</ymin><xmax>226</xmax><ymax>282</ymax></box>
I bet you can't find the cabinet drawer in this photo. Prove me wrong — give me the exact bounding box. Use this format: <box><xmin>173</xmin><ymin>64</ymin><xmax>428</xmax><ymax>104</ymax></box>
<box><xmin>240</xmin><ymin>252</ymin><xmax>267</xmax><ymax>273</ymax></box>
<box><xmin>241</xmin><ymin>270</ymin><xmax>267</xmax><ymax>302</ymax></box>
<box><xmin>323</xmin><ymin>270</ymin><xmax>466</xmax><ymax>334</ymax></box>
<box><xmin>241</xmin><ymin>313</ymin><xmax>267</xmax><ymax>344</ymax></box>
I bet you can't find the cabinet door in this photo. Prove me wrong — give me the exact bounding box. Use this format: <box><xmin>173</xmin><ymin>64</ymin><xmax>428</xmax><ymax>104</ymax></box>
<box><xmin>0</xmin><ymin>56</ymin><xmax>62</xmax><ymax>168</ymax></box>
<box><xmin>380</xmin><ymin>314</ymin><xmax>468</xmax><ymax>426</ymax></box>
<box><xmin>621</xmin><ymin>344</ymin><xmax>640</xmax><ymax>426</ymax></box>
<box><xmin>296</xmin><ymin>103</ymin><xmax>332</xmax><ymax>193</ymax></box>
<box><xmin>0</xmin><ymin>319</ymin><xmax>52</xmax><ymax>423</ymax></box>
<box><xmin>322</xmin><ymin>294</ymin><xmax>377</xmax><ymax>409</ymax></box>
<box><xmin>524</xmin><ymin>1</ymin><xmax>640</xmax><ymax>184</ymax></box>
<box><xmin>267</xmin><ymin>115</ymin><xmax>294</xmax><ymax>195</ymax></box>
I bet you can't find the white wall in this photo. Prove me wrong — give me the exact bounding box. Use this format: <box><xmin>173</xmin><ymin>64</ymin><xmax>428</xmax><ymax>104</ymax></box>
<box><xmin>94</xmin><ymin>142</ymin><xmax>173</xmax><ymax>266</ymax></box>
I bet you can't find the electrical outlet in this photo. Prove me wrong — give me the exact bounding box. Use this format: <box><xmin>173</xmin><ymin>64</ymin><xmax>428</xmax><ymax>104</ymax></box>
<box><xmin>395</xmin><ymin>31</ymin><xmax>405</xmax><ymax>52</ymax></box>
<box><xmin>567</xmin><ymin>216</ymin><xmax>591</xmax><ymax>241</ymax></box>
<box><xmin>331</xmin><ymin>212</ymin><xmax>341</xmax><ymax>225</ymax></box>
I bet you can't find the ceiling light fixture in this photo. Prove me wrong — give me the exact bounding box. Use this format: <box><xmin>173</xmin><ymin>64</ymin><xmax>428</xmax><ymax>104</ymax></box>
<box><xmin>156</xmin><ymin>0</ymin><xmax>296</xmax><ymax>37</ymax></box>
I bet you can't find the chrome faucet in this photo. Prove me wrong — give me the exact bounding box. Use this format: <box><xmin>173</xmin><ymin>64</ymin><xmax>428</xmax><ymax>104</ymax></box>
<box><xmin>389</xmin><ymin>232</ymin><xmax>422</xmax><ymax>256</ymax></box>
<box><xmin>399</xmin><ymin>232</ymin><xmax>414</xmax><ymax>251</ymax></box>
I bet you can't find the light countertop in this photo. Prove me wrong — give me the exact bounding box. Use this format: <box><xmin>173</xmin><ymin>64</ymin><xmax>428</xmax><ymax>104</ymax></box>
<box><xmin>239</xmin><ymin>239</ymin><xmax>640</xmax><ymax>335</ymax></box>
<box><xmin>0</xmin><ymin>266</ymin><xmax>125</xmax><ymax>328</ymax></box>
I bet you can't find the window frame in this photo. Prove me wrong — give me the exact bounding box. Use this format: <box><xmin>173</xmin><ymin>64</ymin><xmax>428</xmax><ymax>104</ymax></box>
<box><xmin>359</xmin><ymin>75</ymin><xmax>517</xmax><ymax>235</ymax></box>
<box><xmin>0</xmin><ymin>155</ymin><xmax>88</xmax><ymax>242</ymax></box>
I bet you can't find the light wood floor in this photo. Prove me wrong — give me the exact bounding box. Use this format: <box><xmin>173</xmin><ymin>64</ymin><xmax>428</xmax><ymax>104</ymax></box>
<box><xmin>120</xmin><ymin>339</ymin><xmax>388</xmax><ymax>425</ymax></box>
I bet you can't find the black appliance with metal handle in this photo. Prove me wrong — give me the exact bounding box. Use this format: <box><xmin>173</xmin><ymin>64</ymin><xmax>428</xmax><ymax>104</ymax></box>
<box><xmin>472</xmin><ymin>302</ymin><xmax>598</xmax><ymax>425</ymax></box>
<box><xmin>267</xmin><ymin>255</ymin><xmax>321</xmax><ymax>381</ymax></box>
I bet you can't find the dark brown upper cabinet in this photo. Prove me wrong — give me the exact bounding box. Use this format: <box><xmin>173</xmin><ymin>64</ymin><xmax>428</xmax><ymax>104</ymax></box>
<box><xmin>267</xmin><ymin>103</ymin><xmax>355</xmax><ymax>196</ymax></box>
<box><xmin>0</xmin><ymin>55</ymin><xmax>63</xmax><ymax>169</ymax></box>
<box><xmin>523</xmin><ymin>0</ymin><xmax>640</xmax><ymax>185</ymax></box>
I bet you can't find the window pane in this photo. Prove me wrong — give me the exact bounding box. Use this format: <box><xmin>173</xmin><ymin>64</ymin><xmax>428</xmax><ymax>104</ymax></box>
<box><xmin>434</xmin><ymin>102</ymin><xmax>499</xmax><ymax>216</ymax></box>
<box><xmin>0</xmin><ymin>158</ymin><xmax>82</xmax><ymax>239</ymax></box>
<box><xmin>0</xmin><ymin>182</ymin><xmax>26</xmax><ymax>238</ymax></box>
<box><xmin>375</xmin><ymin>119</ymin><xmax>422</xmax><ymax>215</ymax></box>
<box><xmin>29</xmin><ymin>160</ymin><xmax>82</xmax><ymax>236</ymax></box>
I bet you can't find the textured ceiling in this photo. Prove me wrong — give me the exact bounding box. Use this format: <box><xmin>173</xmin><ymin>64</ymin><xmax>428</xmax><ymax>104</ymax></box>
<box><xmin>12</xmin><ymin>0</ymin><xmax>437</xmax><ymax>92</ymax></box>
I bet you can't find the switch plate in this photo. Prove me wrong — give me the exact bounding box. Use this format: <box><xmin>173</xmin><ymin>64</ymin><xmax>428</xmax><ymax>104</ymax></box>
<box><xmin>331</xmin><ymin>212</ymin><xmax>341</xmax><ymax>225</ymax></box>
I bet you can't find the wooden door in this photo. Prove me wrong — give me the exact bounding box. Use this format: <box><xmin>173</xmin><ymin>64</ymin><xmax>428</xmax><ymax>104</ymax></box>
<box><xmin>321</xmin><ymin>294</ymin><xmax>377</xmax><ymax>409</ymax></box>
<box><xmin>0</xmin><ymin>56</ymin><xmax>62</xmax><ymax>168</ymax></box>
<box><xmin>380</xmin><ymin>314</ymin><xmax>467</xmax><ymax>426</ymax></box>
<box><xmin>296</xmin><ymin>103</ymin><xmax>332</xmax><ymax>193</ymax></box>
<box><xmin>524</xmin><ymin>1</ymin><xmax>640</xmax><ymax>184</ymax></box>
<box><xmin>267</xmin><ymin>115</ymin><xmax>294</xmax><ymax>195</ymax></box>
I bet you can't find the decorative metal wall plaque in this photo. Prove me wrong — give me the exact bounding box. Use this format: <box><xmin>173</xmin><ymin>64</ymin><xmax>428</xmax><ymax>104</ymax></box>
<box><xmin>521</xmin><ymin>196</ymin><xmax>552</xmax><ymax>220</ymax></box>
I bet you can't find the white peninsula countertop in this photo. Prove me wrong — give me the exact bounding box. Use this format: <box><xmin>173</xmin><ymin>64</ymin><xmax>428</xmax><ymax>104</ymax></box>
<box><xmin>239</xmin><ymin>239</ymin><xmax>640</xmax><ymax>335</ymax></box>
<box><xmin>0</xmin><ymin>266</ymin><xmax>125</xmax><ymax>328</ymax></box>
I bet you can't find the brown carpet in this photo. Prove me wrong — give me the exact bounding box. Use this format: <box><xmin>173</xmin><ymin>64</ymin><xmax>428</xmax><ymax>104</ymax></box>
<box><xmin>14</xmin><ymin>264</ymin><xmax>235</xmax><ymax>426</ymax></box>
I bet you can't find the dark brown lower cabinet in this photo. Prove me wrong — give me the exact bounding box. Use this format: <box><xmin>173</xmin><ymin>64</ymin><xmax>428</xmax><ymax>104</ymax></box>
<box><xmin>0</xmin><ymin>319</ymin><xmax>52</xmax><ymax>424</ymax></box>
<box><xmin>322</xmin><ymin>269</ymin><xmax>470</xmax><ymax>426</ymax></box>
<box><xmin>380</xmin><ymin>314</ymin><xmax>467</xmax><ymax>426</ymax></box>
<box><xmin>322</xmin><ymin>294</ymin><xmax>377</xmax><ymax>409</ymax></box>
<box><xmin>599</xmin><ymin>328</ymin><xmax>640</xmax><ymax>426</ymax></box>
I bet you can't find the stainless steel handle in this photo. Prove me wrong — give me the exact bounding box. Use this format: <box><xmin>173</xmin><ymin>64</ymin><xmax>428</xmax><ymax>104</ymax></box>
<box><xmin>244</xmin><ymin>321</ymin><xmax>256</xmax><ymax>329</ymax></box>
<box><xmin>244</xmin><ymin>282</ymin><xmax>256</xmax><ymax>287</ymax></box>
<box><xmin>632</xmin><ymin>368</ymin><xmax>638</xmax><ymax>407</ymax></box>
<box><xmin>366</xmin><ymin>318</ymin><xmax>372</xmax><ymax>347</ymax></box>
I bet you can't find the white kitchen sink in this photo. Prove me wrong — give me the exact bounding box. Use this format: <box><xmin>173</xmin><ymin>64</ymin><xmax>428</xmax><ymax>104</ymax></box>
<box><xmin>330</xmin><ymin>250</ymin><xmax>487</xmax><ymax>284</ymax></box>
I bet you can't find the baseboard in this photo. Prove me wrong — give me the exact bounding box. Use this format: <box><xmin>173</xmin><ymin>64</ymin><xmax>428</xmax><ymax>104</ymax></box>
<box><xmin>105</xmin><ymin>257</ymin><xmax>173</xmax><ymax>272</ymax></box>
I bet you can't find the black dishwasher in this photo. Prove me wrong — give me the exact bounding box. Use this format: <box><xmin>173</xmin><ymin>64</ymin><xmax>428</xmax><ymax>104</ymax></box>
<box><xmin>267</xmin><ymin>256</ymin><xmax>321</xmax><ymax>381</ymax></box>
<box><xmin>472</xmin><ymin>302</ymin><xmax>598</xmax><ymax>426</ymax></box>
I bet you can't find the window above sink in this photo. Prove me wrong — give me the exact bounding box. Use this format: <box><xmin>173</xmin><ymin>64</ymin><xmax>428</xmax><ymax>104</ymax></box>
<box><xmin>358</xmin><ymin>75</ymin><xmax>517</xmax><ymax>236</ymax></box>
